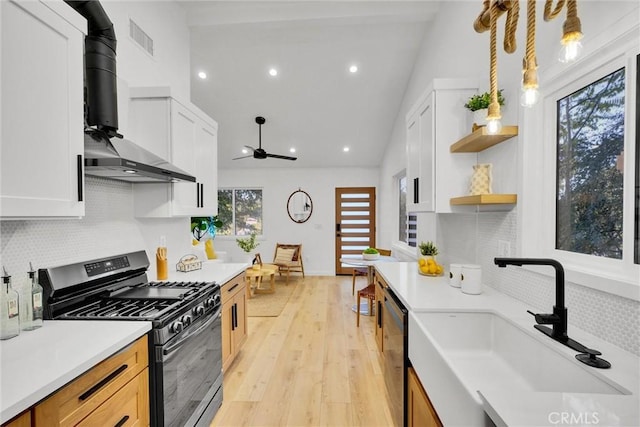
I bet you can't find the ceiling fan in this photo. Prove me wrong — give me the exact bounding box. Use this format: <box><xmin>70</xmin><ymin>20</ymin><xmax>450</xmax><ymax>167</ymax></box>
<box><xmin>232</xmin><ymin>116</ymin><xmax>297</xmax><ymax>161</ymax></box>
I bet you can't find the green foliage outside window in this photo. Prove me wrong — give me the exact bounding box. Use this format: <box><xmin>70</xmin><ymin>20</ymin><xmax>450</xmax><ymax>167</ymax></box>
<box><xmin>556</xmin><ymin>67</ymin><xmax>625</xmax><ymax>259</ymax></box>
<box><xmin>217</xmin><ymin>188</ymin><xmax>263</xmax><ymax>236</ymax></box>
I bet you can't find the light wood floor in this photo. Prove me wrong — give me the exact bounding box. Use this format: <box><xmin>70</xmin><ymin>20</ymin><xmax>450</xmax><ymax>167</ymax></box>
<box><xmin>211</xmin><ymin>275</ymin><xmax>393</xmax><ymax>427</ymax></box>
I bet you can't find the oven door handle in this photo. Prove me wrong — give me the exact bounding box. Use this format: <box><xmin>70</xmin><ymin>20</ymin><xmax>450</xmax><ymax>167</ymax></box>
<box><xmin>163</xmin><ymin>306</ymin><xmax>221</xmax><ymax>357</ymax></box>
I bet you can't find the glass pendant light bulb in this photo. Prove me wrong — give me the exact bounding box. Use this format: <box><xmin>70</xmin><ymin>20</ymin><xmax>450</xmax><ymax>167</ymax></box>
<box><xmin>559</xmin><ymin>39</ymin><xmax>582</xmax><ymax>63</ymax></box>
<box><xmin>486</xmin><ymin>118</ymin><xmax>502</xmax><ymax>135</ymax></box>
<box><xmin>520</xmin><ymin>86</ymin><xmax>540</xmax><ymax>107</ymax></box>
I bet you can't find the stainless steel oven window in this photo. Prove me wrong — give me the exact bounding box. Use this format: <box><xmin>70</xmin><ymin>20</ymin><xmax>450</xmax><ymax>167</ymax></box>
<box><xmin>156</xmin><ymin>309</ymin><xmax>222</xmax><ymax>426</ymax></box>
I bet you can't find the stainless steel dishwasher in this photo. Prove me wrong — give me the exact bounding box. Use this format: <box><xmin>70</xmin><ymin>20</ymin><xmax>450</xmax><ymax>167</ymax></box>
<box><xmin>383</xmin><ymin>286</ymin><xmax>408</xmax><ymax>427</ymax></box>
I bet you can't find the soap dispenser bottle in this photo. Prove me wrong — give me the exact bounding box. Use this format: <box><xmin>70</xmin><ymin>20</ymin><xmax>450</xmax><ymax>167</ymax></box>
<box><xmin>21</xmin><ymin>263</ymin><xmax>43</xmax><ymax>331</ymax></box>
<box><xmin>1</xmin><ymin>267</ymin><xmax>20</xmax><ymax>340</ymax></box>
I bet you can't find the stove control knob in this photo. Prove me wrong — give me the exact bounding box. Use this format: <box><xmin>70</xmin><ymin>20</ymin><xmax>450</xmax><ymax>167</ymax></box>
<box><xmin>192</xmin><ymin>306</ymin><xmax>205</xmax><ymax>316</ymax></box>
<box><xmin>205</xmin><ymin>297</ymin><xmax>215</xmax><ymax>308</ymax></box>
<box><xmin>171</xmin><ymin>321</ymin><xmax>183</xmax><ymax>333</ymax></box>
<box><xmin>180</xmin><ymin>315</ymin><xmax>192</xmax><ymax>325</ymax></box>
<box><xmin>213</xmin><ymin>294</ymin><xmax>221</xmax><ymax>305</ymax></box>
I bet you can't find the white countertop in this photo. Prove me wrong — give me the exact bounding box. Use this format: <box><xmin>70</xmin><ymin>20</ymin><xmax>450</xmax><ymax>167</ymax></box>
<box><xmin>375</xmin><ymin>262</ymin><xmax>640</xmax><ymax>427</ymax></box>
<box><xmin>0</xmin><ymin>320</ymin><xmax>151</xmax><ymax>423</ymax></box>
<box><xmin>166</xmin><ymin>261</ymin><xmax>249</xmax><ymax>285</ymax></box>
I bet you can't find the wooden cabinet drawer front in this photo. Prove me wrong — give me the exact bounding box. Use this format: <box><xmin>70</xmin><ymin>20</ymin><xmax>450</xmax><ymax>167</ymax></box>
<box><xmin>76</xmin><ymin>368</ymin><xmax>149</xmax><ymax>427</ymax></box>
<box><xmin>376</xmin><ymin>272</ymin><xmax>388</xmax><ymax>290</ymax></box>
<box><xmin>1</xmin><ymin>410</ymin><xmax>30</xmax><ymax>427</ymax></box>
<box><xmin>35</xmin><ymin>335</ymin><xmax>148</xmax><ymax>427</ymax></box>
<box><xmin>221</xmin><ymin>272</ymin><xmax>245</xmax><ymax>304</ymax></box>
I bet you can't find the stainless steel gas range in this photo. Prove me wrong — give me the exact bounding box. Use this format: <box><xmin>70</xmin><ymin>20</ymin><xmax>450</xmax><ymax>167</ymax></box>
<box><xmin>39</xmin><ymin>251</ymin><xmax>223</xmax><ymax>427</ymax></box>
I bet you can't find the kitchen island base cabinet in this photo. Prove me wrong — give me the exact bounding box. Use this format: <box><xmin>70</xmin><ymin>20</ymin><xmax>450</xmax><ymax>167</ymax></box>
<box><xmin>1</xmin><ymin>411</ymin><xmax>30</xmax><ymax>427</ymax></box>
<box><xmin>222</xmin><ymin>272</ymin><xmax>248</xmax><ymax>372</ymax></box>
<box><xmin>34</xmin><ymin>335</ymin><xmax>149</xmax><ymax>426</ymax></box>
<box><xmin>408</xmin><ymin>367</ymin><xmax>442</xmax><ymax>427</ymax></box>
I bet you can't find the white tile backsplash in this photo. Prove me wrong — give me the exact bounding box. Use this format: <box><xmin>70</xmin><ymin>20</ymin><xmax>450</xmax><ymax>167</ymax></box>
<box><xmin>438</xmin><ymin>209</ymin><xmax>640</xmax><ymax>356</ymax></box>
<box><xmin>1</xmin><ymin>177</ymin><xmax>146</xmax><ymax>276</ymax></box>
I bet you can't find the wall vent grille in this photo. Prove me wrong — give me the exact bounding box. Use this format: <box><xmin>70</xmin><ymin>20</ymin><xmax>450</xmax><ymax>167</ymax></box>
<box><xmin>129</xmin><ymin>19</ymin><xmax>154</xmax><ymax>56</ymax></box>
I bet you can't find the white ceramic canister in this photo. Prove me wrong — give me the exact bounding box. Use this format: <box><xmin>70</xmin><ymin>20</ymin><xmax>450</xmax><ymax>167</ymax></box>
<box><xmin>461</xmin><ymin>264</ymin><xmax>482</xmax><ymax>295</ymax></box>
<box><xmin>448</xmin><ymin>264</ymin><xmax>463</xmax><ymax>288</ymax></box>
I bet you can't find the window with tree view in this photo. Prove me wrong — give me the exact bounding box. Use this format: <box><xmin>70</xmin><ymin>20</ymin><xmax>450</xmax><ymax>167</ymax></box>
<box><xmin>556</xmin><ymin>68</ymin><xmax>625</xmax><ymax>259</ymax></box>
<box><xmin>217</xmin><ymin>188</ymin><xmax>263</xmax><ymax>236</ymax></box>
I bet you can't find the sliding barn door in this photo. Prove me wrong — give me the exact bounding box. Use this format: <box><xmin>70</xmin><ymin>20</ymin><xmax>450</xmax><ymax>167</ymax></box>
<box><xmin>335</xmin><ymin>187</ymin><xmax>376</xmax><ymax>275</ymax></box>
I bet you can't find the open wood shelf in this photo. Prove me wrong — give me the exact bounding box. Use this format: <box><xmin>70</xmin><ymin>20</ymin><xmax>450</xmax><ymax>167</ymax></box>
<box><xmin>450</xmin><ymin>126</ymin><xmax>518</xmax><ymax>153</ymax></box>
<box><xmin>450</xmin><ymin>194</ymin><xmax>517</xmax><ymax>205</ymax></box>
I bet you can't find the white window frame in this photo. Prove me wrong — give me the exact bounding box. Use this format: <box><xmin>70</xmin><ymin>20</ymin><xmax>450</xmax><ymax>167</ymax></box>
<box><xmin>215</xmin><ymin>187</ymin><xmax>264</xmax><ymax>239</ymax></box>
<box><xmin>393</xmin><ymin>169</ymin><xmax>418</xmax><ymax>259</ymax></box>
<box><xmin>519</xmin><ymin>15</ymin><xmax>640</xmax><ymax>301</ymax></box>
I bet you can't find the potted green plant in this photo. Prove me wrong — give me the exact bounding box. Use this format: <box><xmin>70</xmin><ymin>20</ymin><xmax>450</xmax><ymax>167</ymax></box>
<box><xmin>362</xmin><ymin>247</ymin><xmax>379</xmax><ymax>260</ymax></box>
<box><xmin>418</xmin><ymin>241</ymin><xmax>439</xmax><ymax>257</ymax></box>
<box><xmin>418</xmin><ymin>241</ymin><xmax>443</xmax><ymax>276</ymax></box>
<box><xmin>464</xmin><ymin>90</ymin><xmax>505</xmax><ymax>128</ymax></box>
<box><xmin>236</xmin><ymin>233</ymin><xmax>259</xmax><ymax>254</ymax></box>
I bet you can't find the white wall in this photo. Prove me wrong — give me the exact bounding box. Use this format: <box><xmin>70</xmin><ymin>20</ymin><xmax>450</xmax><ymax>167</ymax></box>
<box><xmin>215</xmin><ymin>167</ymin><xmax>379</xmax><ymax>274</ymax></box>
<box><xmin>378</xmin><ymin>1</ymin><xmax>640</xmax><ymax>356</ymax></box>
<box><xmin>100</xmin><ymin>0</ymin><xmax>196</xmax><ymax>269</ymax></box>
<box><xmin>102</xmin><ymin>0</ymin><xmax>191</xmax><ymax>104</ymax></box>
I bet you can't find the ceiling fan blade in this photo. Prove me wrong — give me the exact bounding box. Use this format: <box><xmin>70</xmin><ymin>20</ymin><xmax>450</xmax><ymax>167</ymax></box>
<box><xmin>232</xmin><ymin>154</ymin><xmax>253</xmax><ymax>160</ymax></box>
<box><xmin>236</xmin><ymin>116</ymin><xmax>298</xmax><ymax>161</ymax></box>
<box><xmin>266</xmin><ymin>153</ymin><xmax>297</xmax><ymax>161</ymax></box>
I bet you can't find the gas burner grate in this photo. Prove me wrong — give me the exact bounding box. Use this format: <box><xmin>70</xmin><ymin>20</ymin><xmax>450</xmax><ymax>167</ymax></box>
<box><xmin>148</xmin><ymin>281</ymin><xmax>211</xmax><ymax>288</ymax></box>
<box><xmin>62</xmin><ymin>298</ymin><xmax>181</xmax><ymax>319</ymax></box>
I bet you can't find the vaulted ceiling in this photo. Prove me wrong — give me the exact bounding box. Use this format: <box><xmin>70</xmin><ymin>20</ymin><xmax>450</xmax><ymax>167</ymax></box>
<box><xmin>181</xmin><ymin>1</ymin><xmax>439</xmax><ymax>169</ymax></box>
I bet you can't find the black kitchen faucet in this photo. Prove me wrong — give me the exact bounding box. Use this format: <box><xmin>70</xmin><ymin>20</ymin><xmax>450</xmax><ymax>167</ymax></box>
<box><xmin>494</xmin><ymin>257</ymin><xmax>610</xmax><ymax>368</ymax></box>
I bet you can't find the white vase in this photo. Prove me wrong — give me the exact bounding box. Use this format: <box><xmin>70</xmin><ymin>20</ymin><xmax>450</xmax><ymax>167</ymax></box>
<box><xmin>472</xmin><ymin>109</ymin><xmax>488</xmax><ymax>127</ymax></box>
<box><xmin>469</xmin><ymin>163</ymin><xmax>493</xmax><ymax>195</ymax></box>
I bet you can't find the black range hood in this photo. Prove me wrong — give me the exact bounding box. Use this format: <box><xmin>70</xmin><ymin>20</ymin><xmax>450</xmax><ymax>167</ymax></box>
<box><xmin>64</xmin><ymin>0</ymin><xmax>195</xmax><ymax>183</ymax></box>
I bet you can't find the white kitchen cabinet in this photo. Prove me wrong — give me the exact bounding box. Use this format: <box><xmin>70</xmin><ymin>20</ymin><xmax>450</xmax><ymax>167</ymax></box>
<box><xmin>128</xmin><ymin>88</ymin><xmax>218</xmax><ymax>217</ymax></box>
<box><xmin>0</xmin><ymin>0</ymin><xmax>85</xmax><ymax>218</ymax></box>
<box><xmin>405</xmin><ymin>79</ymin><xmax>478</xmax><ymax>213</ymax></box>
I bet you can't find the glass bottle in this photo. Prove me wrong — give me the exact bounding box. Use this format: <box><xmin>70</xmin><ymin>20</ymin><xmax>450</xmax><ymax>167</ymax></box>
<box><xmin>21</xmin><ymin>263</ymin><xmax>43</xmax><ymax>331</ymax></box>
<box><xmin>1</xmin><ymin>267</ymin><xmax>20</xmax><ymax>340</ymax></box>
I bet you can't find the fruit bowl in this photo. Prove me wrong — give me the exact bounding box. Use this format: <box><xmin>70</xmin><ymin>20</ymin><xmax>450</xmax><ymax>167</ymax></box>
<box><xmin>418</xmin><ymin>270</ymin><xmax>444</xmax><ymax>277</ymax></box>
<box><xmin>417</xmin><ymin>257</ymin><xmax>443</xmax><ymax>276</ymax></box>
<box><xmin>363</xmin><ymin>253</ymin><xmax>379</xmax><ymax>261</ymax></box>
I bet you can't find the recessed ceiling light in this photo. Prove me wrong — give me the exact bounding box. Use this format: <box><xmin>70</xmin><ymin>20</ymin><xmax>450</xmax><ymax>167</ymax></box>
<box><xmin>349</xmin><ymin>65</ymin><xmax>358</xmax><ymax>73</ymax></box>
<box><xmin>343</xmin><ymin>146</ymin><xmax>350</xmax><ymax>152</ymax></box>
<box><xmin>123</xmin><ymin>169</ymin><xmax>136</xmax><ymax>174</ymax></box>
<box><xmin>242</xmin><ymin>148</ymin><xmax>248</xmax><ymax>154</ymax></box>
<box><xmin>197</xmin><ymin>71</ymin><xmax>207</xmax><ymax>80</ymax></box>
<box><xmin>289</xmin><ymin>148</ymin><xmax>296</xmax><ymax>153</ymax></box>
<box><xmin>269</xmin><ymin>68</ymin><xmax>278</xmax><ymax>77</ymax></box>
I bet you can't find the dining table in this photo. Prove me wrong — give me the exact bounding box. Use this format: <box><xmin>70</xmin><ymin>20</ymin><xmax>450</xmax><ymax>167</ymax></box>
<box><xmin>340</xmin><ymin>255</ymin><xmax>398</xmax><ymax>315</ymax></box>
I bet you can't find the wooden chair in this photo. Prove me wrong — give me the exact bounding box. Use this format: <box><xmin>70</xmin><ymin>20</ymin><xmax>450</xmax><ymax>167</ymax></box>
<box><xmin>352</xmin><ymin>248</ymin><xmax>391</xmax><ymax>294</ymax></box>
<box><xmin>356</xmin><ymin>284</ymin><xmax>376</xmax><ymax>327</ymax></box>
<box><xmin>272</xmin><ymin>243</ymin><xmax>305</xmax><ymax>284</ymax></box>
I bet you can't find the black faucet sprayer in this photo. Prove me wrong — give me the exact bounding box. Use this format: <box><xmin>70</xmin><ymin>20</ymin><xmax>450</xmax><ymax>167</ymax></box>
<box><xmin>494</xmin><ymin>258</ymin><xmax>567</xmax><ymax>341</ymax></box>
<box><xmin>494</xmin><ymin>257</ymin><xmax>611</xmax><ymax>368</ymax></box>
